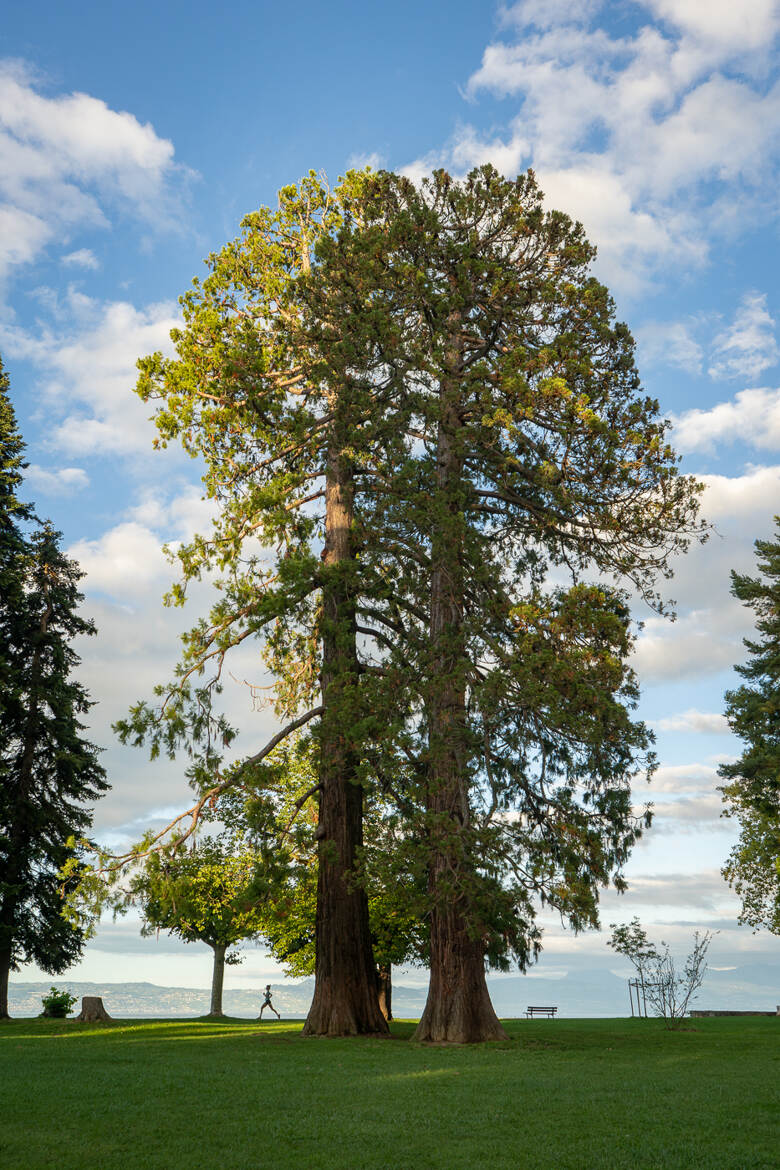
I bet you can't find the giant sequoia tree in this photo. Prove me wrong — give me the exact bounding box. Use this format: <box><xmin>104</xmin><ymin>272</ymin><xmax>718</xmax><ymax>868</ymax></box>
<box><xmin>0</xmin><ymin>360</ymin><xmax>109</xmax><ymax>1017</ymax></box>
<box><xmin>121</xmin><ymin>167</ymin><xmax>702</xmax><ymax>1042</ymax></box>
<box><xmin>720</xmin><ymin>520</ymin><xmax>780</xmax><ymax>933</ymax></box>
<box><xmin>308</xmin><ymin>167</ymin><xmax>704</xmax><ymax>1041</ymax></box>
<box><xmin>121</xmin><ymin>173</ymin><xmax>404</xmax><ymax>1036</ymax></box>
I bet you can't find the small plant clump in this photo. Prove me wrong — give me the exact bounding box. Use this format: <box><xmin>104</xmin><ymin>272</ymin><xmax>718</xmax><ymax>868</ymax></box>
<box><xmin>39</xmin><ymin>987</ymin><xmax>77</xmax><ymax>1018</ymax></box>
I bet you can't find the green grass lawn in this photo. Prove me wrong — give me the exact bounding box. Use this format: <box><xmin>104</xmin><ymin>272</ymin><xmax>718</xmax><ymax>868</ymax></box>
<box><xmin>1</xmin><ymin>1015</ymin><xmax>777</xmax><ymax>1169</ymax></box>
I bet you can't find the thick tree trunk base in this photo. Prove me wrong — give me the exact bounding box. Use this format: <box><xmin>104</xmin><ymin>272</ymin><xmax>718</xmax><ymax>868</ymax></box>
<box><xmin>303</xmin><ymin>974</ymin><xmax>389</xmax><ymax>1037</ymax></box>
<box><xmin>76</xmin><ymin>996</ymin><xmax>112</xmax><ymax>1022</ymax></box>
<box><xmin>413</xmin><ymin>922</ymin><xmax>507</xmax><ymax>1044</ymax></box>
<box><xmin>413</xmin><ymin>981</ymin><xmax>507</xmax><ymax>1044</ymax></box>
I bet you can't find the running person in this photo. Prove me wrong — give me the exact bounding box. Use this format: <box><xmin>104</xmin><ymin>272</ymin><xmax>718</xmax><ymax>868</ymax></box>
<box><xmin>259</xmin><ymin>984</ymin><xmax>280</xmax><ymax>1019</ymax></box>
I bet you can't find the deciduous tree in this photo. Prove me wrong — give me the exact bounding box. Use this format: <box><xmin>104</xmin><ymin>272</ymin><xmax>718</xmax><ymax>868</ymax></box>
<box><xmin>127</xmin><ymin>833</ymin><xmax>268</xmax><ymax>1017</ymax></box>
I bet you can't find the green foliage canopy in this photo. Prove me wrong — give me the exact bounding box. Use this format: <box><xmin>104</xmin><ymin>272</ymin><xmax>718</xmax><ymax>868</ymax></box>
<box><xmin>720</xmin><ymin>518</ymin><xmax>780</xmax><ymax>933</ymax></box>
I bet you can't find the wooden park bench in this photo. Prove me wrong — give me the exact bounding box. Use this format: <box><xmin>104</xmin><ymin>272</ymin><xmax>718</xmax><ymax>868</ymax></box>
<box><xmin>525</xmin><ymin>1006</ymin><xmax>557</xmax><ymax>1018</ymax></box>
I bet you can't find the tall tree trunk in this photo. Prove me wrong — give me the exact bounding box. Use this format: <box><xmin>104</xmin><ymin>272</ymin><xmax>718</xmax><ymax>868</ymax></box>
<box><xmin>413</xmin><ymin>315</ymin><xmax>506</xmax><ymax>1044</ymax></box>
<box><xmin>208</xmin><ymin>943</ymin><xmax>226</xmax><ymax>1016</ymax></box>
<box><xmin>377</xmin><ymin>964</ymin><xmax>392</xmax><ymax>1022</ymax></box>
<box><xmin>0</xmin><ymin>944</ymin><xmax>11</xmax><ymax>1019</ymax></box>
<box><xmin>304</xmin><ymin>401</ymin><xmax>388</xmax><ymax>1037</ymax></box>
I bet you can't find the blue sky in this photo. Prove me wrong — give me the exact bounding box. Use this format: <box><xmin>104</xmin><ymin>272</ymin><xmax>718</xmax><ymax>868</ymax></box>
<box><xmin>2</xmin><ymin>0</ymin><xmax>780</xmax><ymax>1000</ymax></box>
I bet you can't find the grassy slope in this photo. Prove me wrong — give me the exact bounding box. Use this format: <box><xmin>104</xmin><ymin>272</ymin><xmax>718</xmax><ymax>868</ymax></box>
<box><xmin>0</xmin><ymin>1017</ymin><xmax>777</xmax><ymax>1169</ymax></box>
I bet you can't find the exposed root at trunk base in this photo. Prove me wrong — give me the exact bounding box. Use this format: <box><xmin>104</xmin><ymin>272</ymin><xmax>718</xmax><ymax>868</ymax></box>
<box><xmin>303</xmin><ymin>995</ymin><xmax>390</xmax><ymax>1038</ymax></box>
<box><xmin>412</xmin><ymin>945</ymin><xmax>508</xmax><ymax>1044</ymax></box>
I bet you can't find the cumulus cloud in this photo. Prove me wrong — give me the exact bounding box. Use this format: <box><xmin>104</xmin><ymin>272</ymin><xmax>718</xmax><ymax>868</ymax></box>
<box><xmin>637</xmin><ymin>320</ymin><xmax>704</xmax><ymax>374</ymax></box>
<box><xmin>630</xmin><ymin>760</ymin><xmax>727</xmax><ymax>831</ymax></box>
<box><xmin>24</xmin><ymin>463</ymin><xmax>89</xmax><ymax>495</ymax></box>
<box><xmin>69</xmin><ymin>521</ymin><xmax>171</xmax><ymax>597</ymax></box>
<box><xmin>699</xmin><ymin>464</ymin><xmax>780</xmax><ymax>515</ymax></box>
<box><xmin>643</xmin><ymin>0</ymin><xmax>780</xmax><ymax>54</ymax></box>
<box><xmin>410</xmin><ymin>5</ymin><xmax>780</xmax><ymax>294</ymax></box>
<box><xmin>623</xmin><ymin>462</ymin><xmax>780</xmax><ymax>687</ymax></box>
<box><xmin>61</xmin><ymin>248</ymin><xmax>99</xmax><ymax>270</ymax></box>
<box><xmin>64</xmin><ymin>486</ymin><xmax>275</xmax><ymax>832</ymax></box>
<box><xmin>0</xmin><ymin>59</ymin><xmax>191</xmax><ymax>282</ymax></box>
<box><xmin>649</xmin><ymin>762</ymin><xmax>721</xmax><ymax>793</ymax></box>
<box><xmin>654</xmin><ymin>709</ymin><xmax>731</xmax><ymax>734</ymax></box>
<box><xmin>647</xmin><ymin>794</ymin><xmax>724</xmax><ymax>829</ymax></box>
<box><xmin>708</xmin><ymin>292</ymin><xmax>779</xmax><ymax>381</ymax></box>
<box><xmin>347</xmin><ymin>150</ymin><xmax>386</xmax><ymax>171</ymax></box>
<box><xmin>606</xmin><ymin>868</ymin><xmax>731</xmax><ymax>911</ymax></box>
<box><xmin>0</xmin><ymin>290</ymin><xmax>179</xmax><ymax>456</ymax></box>
<box><xmin>631</xmin><ymin>602</ymin><xmax>747</xmax><ymax>683</ymax></box>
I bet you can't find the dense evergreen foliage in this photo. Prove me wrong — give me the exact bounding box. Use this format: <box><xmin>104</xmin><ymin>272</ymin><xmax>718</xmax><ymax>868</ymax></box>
<box><xmin>0</xmin><ymin>357</ymin><xmax>108</xmax><ymax>1017</ymax></box>
<box><xmin>720</xmin><ymin>520</ymin><xmax>780</xmax><ymax>932</ymax></box>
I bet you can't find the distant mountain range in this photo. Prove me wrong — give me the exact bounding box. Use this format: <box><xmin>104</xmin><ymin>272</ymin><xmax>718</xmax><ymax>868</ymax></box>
<box><xmin>9</xmin><ymin>958</ymin><xmax>778</xmax><ymax>1019</ymax></box>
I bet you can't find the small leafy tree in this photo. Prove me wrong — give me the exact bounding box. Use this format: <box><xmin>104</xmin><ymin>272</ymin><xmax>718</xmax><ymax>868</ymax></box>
<box><xmin>127</xmin><ymin>833</ymin><xmax>268</xmax><ymax>1017</ymax></box>
<box><xmin>607</xmin><ymin>917</ymin><xmax>660</xmax><ymax>1015</ymax></box>
<box><xmin>608</xmin><ymin>918</ymin><xmax>714</xmax><ymax>1028</ymax></box>
<box><xmin>719</xmin><ymin>519</ymin><xmax>780</xmax><ymax>933</ymax></box>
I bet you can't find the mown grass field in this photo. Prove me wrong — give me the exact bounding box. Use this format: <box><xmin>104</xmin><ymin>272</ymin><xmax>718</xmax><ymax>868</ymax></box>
<box><xmin>1</xmin><ymin>1015</ymin><xmax>777</xmax><ymax>1169</ymax></box>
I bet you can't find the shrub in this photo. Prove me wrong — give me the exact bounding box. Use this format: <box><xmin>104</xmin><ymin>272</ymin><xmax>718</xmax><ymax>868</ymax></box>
<box><xmin>40</xmin><ymin>987</ymin><xmax>77</xmax><ymax>1018</ymax></box>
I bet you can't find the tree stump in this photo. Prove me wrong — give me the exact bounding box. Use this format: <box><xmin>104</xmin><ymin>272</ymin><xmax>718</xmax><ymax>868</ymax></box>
<box><xmin>76</xmin><ymin>996</ymin><xmax>111</xmax><ymax>1021</ymax></box>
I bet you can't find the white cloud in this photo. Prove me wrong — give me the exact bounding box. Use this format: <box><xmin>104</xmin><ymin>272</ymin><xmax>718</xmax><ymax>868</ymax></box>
<box><xmin>649</xmin><ymin>793</ymin><xmax>724</xmax><ymax>828</ymax></box>
<box><xmin>673</xmin><ymin>392</ymin><xmax>780</xmax><ymax>453</ymax></box>
<box><xmin>654</xmin><ymin>709</ymin><xmax>730</xmax><ymax>734</ymax></box>
<box><xmin>0</xmin><ymin>60</ymin><xmax>190</xmax><ymax>282</ymax></box>
<box><xmin>68</xmin><ymin>521</ymin><xmax>171</xmax><ymax>598</ymax></box>
<box><xmin>0</xmin><ymin>204</ymin><xmax>52</xmax><ymax>273</ymax></box>
<box><xmin>643</xmin><ymin>0</ymin><xmax>780</xmax><ymax>54</ymax></box>
<box><xmin>67</xmin><ymin>486</ymin><xmax>216</xmax><ymax>599</ymax></box>
<box><xmin>708</xmin><ymin>293</ymin><xmax>779</xmax><ymax>381</ymax></box>
<box><xmin>414</xmin><ymin>7</ymin><xmax>780</xmax><ymax>294</ymax></box>
<box><xmin>649</xmin><ymin>762</ymin><xmax>721</xmax><ymax>793</ymax></box>
<box><xmin>0</xmin><ymin>291</ymin><xmax>179</xmax><ymax>456</ymax></box>
<box><xmin>500</xmin><ymin>0</ymin><xmax>603</xmax><ymax>31</ymax></box>
<box><xmin>608</xmin><ymin>868</ymin><xmax>731</xmax><ymax>910</ymax></box>
<box><xmin>699</xmin><ymin>464</ymin><xmax>780</xmax><ymax>515</ymax></box>
<box><xmin>624</xmin><ymin>464</ymin><xmax>780</xmax><ymax>687</ymax></box>
<box><xmin>637</xmin><ymin>320</ymin><xmax>703</xmax><ymax>374</ymax></box>
<box><xmin>61</xmin><ymin>248</ymin><xmax>99</xmax><ymax>270</ymax></box>
<box><xmin>632</xmin><ymin>600</ymin><xmax>748</xmax><ymax>683</ymax></box>
<box><xmin>347</xmin><ymin>151</ymin><xmax>386</xmax><ymax>171</ymax></box>
<box><xmin>24</xmin><ymin>463</ymin><xmax>89</xmax><ymax>494</ymax></box>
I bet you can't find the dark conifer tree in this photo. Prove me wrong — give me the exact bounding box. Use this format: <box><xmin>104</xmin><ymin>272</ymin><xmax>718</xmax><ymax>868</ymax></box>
<box><xmin>0</xmin><ymin>360</ymin><xmax>109</xmax><ymax>1018</ymax></box>
<box><xmin>720</xmin><ymin>519</ymin><xmax>780</xmax><ymax>933</ymax></box>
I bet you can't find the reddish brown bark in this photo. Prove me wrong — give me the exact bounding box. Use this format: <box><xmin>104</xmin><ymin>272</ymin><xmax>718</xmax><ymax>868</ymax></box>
<box><xmin>413</xmin><ymin>313</ymin><xmax>506</xmax><ymax>1044</ymax></box>
<box><xmin>303</xmin><ymin>409</ymin><xmax>388</xmax><ymax>1037</ymax></box>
